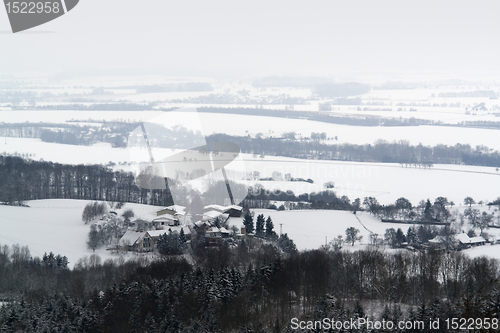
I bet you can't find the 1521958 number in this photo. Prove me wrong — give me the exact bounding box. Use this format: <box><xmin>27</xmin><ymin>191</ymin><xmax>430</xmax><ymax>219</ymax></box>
<box><xmin>5</xmin><ymin>1</ymin><xmax>60</xmax><ymax>14</ymax></box>
<box><xmin>445</xmin><ymin>318</ymin><xmax>498</xmax><ymax>330</ymax></box>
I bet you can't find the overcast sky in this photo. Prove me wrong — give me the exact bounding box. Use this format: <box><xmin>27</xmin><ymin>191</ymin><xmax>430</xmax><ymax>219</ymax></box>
<box><xmin>1</xmin><ymin>0</ymin><xmax>499</xmax><ymax>81</ymax></box>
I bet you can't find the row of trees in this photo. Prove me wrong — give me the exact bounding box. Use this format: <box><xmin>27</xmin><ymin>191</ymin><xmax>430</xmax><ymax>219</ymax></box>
<box><xmin>207</xmin><ymin>133</ymin><xmax>500</xmax><ymax>167</ymax></box>
<box><xmin>384</xmin><ymin>226</ymin><xmax>441</xmax><ymax>248</ymax></box>
<box><xmin>1</xmin><ymin>121</ymin><xmax>138</xmax><ymax>147</ymax></box>
<box><xmin>2</xmin><ymin>155</ymin><xmax>498</xmax><ymax>224</ymax></box>
<box><xmin>363</xmin><ymin>196</ymin><xmax>454</xmax><ymax>223</ymax></box>
<box><xmin>0</xmin><ymin>155</ymin><xmax>173</xmax><ymax>206</ymax></box>
<box><xmin>157</xmin><ymin>229</ymin><xmax>187</xmax><ymax>255</ymax></box>
<box><xmin>242</xmin><ymin>212</ymin><xmax>297</xmax><ymax>254</ymax></box>
<box><xmin>243</xmin><ymin>213</ymin><xmax>277</xmax><ymax>238</ymax></box>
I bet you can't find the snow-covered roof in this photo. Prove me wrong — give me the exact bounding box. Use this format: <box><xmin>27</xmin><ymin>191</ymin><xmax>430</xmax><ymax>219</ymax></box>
<box><xmin>148</xmin><ymin>226</ymin><xmax>191</xmax><ymax>237</ymax></box>
<box><xmin>224</xmin><ymin>205</ymin><xmax>243</xmax><ymax>211</ymax></box>
<box><xmin>165</xmin><ymin>205</ymin><xmax>186</xmax><ymax>215</ymax></box>
<box><xmin>203</xmin><ymin>210</ymin><xmax>224</xmax><ymax>220</ymax></box>
<box><xmin>134</xmin><ymin>207</ymin><xmax>173</xmax><ymax>222</ymax></box>
<box><xmin>470</xmin><ymin>236</ymin><xmax>486</xmax><ymax>244</ymax></box>
<box><xmin>429</xmin><ymin>236</ymin><xmax>445</xmax><ymax>244</ymax></box>
<box><xmin>219</xmin><ymin>227</ymin><xmax>229</xmax><ymax>234</ymax></box>
<box><xmin>204</xmin><ymin>204</ymin><xmax>226</xmax><ymax>212</ymax></box>
<box><xmin>195</xmin><ymin>221</ymin><xmax>209</xmax><ymax>228</ymax></box>
<box><xmin>120</xmin><ymin>230</ymin><xmax>147</xmax><ymax>246</ymax></box>
<box><xmin>455</xmin><ymin>233</ymin><xmax>471</xmax><ymax>244</ymax></box>
<box><xmin>152</xmin><ymin>215</ymin><xmax>176</xmax><ymax>222</ymax></box>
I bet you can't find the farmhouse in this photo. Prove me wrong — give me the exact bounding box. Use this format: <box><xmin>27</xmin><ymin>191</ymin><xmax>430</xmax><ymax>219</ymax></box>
<box><xmin>152</xmin><ymin>214</ymin><xmax>178</xmax><ymax>229</ymax></box>
<box><xmin>203</xmin><ymin>204</ymin><xmax>243</xmax><ymax>217</ymax></box>
<box><xmin>119</xmin><ymin>230</ymin><xmax>154</xmax><ymax>252</ymax></box>
<box><xmin>131</xmin><ymin>204</ymin><xmax>188</xmax><ymax>229</ymax></box>
<box><xmin>469</xmin><ymin>236</ymin><xmax>487</xmax><ymax>246</ymax></box>
<box><xmin>224</xmin><ymin>205</ymin><xmax>243</xmax><ymax>217</ymax></box>
<box><xmin>454</xmin><ymin>233</ymin><xmax>487</xmax><ymax>249</ymax></box>
<box><xmin>156</xmin><ymin>205</ymin><xmax>186</xmax><ymax>217</ymax></box>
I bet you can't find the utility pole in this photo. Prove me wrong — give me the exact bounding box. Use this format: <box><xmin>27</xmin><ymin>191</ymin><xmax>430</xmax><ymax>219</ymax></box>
<box><xmin>280</xmin><ymin>223</ymin><xmax>283</xmax><ymax>236</ymax></box>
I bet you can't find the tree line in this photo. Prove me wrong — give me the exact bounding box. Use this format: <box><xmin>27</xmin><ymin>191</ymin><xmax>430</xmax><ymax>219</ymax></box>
<box><xmin>0</xmin><ymin>155</ymin><xmax>172</xmax><ymax>206</ymax></box>
<box><xmin>207</xmin><ymin>133</ymin><xmax>500</xmax><ymax>167</ymax></box>
<box><xmin>3</xmin><ymin>117</ymin><xmax>500</xmax><ymax>167</ymax></box>
<box><xmin>0</xmin><ymin>121</ymin><xmax>138</xmax><ymax>148</ymax></box>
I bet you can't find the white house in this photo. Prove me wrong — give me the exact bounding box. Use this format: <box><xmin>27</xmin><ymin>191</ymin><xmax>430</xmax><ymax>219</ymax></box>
<box><xmin>119</xmin><ymin>230</ymin><xmax>154</xmax><ymax>252</ymax></box>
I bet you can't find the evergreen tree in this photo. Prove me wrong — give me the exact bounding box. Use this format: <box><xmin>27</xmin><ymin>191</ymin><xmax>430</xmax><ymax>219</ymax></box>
<box><xmin>278</xmin><ymin>233</ymin><xmax>297</xmax><ymax>254</ymax></box>
<box><xmin>395</xmin><ymin>228</ymin><xmax>406</xmax><ymax>246</ymax></box>
<box><xmin>255</xmin><ymin>214</ymin><xmax>265</xmax><ymax>236</ymax></box>
<box><xmin>265</xmin><ymin>216</ymin><xmax>276</xmax><ymax>239</ymax></box>
<box><xmin>179</xmin><ymin>228</ymin><xmax>187</xmax><ymax>244</ymax></box>
<box><xmin>424</xmin><ymin>199</ymin><xmax>433</xmax><ymax>221</ymax></box>
<box><xmin>243</xmin><ymin>212</ymin><xmax>254</xmax><ymax>234</ymax></box>
<box><xmin>406</xmin><ymin>227</ymin><xmax>418</xmax><ymax>245</ymax></box>
<box><xmin>157</xmin><ymin>230</ymin><xmax>184</xmax><ymax>255</ymax></box>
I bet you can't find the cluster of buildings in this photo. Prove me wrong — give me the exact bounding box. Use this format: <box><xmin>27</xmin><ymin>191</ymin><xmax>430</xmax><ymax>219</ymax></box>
<box><xmin>428</xmin><ymin>232</ymin><xmax>487</xmax><ymax>250</ymax></box>
<box><xmin>118</xmin><ymin>204</ymin><xmax>243</xmax><ymax>252</ymax></box>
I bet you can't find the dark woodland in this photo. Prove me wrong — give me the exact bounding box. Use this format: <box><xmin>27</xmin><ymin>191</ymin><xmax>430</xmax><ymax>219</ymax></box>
<box><xmin>1</xmin><ymin>242</ymin><xmax>500</xmax><ymax>332</ymax></box>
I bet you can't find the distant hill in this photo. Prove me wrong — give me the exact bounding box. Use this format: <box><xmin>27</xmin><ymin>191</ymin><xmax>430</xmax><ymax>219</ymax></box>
<box><xmin>252</xmin><ymin>76</ymin><xmax>332</xmax><ymax>88</ymax></box>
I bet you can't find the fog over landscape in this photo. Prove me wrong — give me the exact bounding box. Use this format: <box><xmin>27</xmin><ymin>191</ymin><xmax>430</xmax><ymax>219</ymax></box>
<box><xmin>1</xmin><ymin>0</ymin><xmax>499</xmax><ymax>79</ymax></box>
<box><xmin>2</xmin><ymin>1</ymin><xmax>500</xmax><ymax>332</ymax></box>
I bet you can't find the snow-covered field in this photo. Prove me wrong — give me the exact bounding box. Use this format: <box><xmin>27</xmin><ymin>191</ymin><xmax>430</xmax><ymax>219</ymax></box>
<box><xmin>462</xmin><ymin>243</ymin><xmax>500</xmax><ymax>259</ymax></box>
<box><xmin>2</xmin><ymin>110</ymin><xmax>500</xmax><ymax>150</ymax></box>
<box><xmin>0</xmin><ymin>200</ymin><xmax>164</xmax><ymax>268</ymax></box>
<box><xmin>244</xmin><ymin>156</ymin><xmax>500</xmax><ymax>205</ymax></box>
<box><xmin>229</xmin><ymin>210</ymin><xmax>393</xmax><ymax>251</ymax></box>
<box><xmin>1</xmin><ymin>137</ymin><xmax>130</xmax><ymax>165</ymax></box>
<box><xmin>146</xmin><ymin>111</ymin><xmax>500</xmax><ymax>150</ymax></box>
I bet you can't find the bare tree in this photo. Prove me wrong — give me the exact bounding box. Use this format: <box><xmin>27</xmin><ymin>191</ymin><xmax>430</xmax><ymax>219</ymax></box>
<box><xmin>345</xmin><ymin>227</ymin><xmax>362</xmax><ymax>246</ymax></box>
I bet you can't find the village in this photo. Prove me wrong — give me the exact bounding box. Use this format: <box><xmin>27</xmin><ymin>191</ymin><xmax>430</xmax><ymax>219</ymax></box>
<box><xmin>105</xmin><ymin>198</ymin><xmax>498</xmax><ymax>256</ymax></box>
<box><xmin>116</xmin><ymin>203</ymin><xmax>244</xmax><ymax>253</ymax></box>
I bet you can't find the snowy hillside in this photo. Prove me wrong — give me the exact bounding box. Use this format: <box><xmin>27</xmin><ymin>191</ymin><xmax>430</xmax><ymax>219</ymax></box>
<box><xmin>0</xmin><ymin>199</ymin><xmax>163</xmax><ymax>268</ymax></box>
